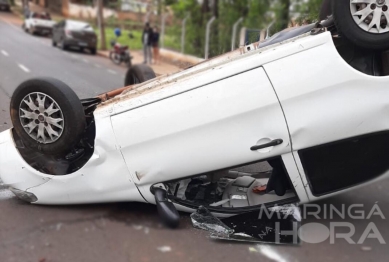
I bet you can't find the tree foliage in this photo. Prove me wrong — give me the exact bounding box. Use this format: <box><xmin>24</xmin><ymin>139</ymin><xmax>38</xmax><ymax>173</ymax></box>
<box><xmin>165</xmin><ymin>0</ymin><xmax>323</xmax><ymax>57</ymax></box>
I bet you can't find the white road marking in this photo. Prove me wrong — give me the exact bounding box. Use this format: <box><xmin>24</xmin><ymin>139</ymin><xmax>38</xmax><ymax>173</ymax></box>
<box><xmin>1</xmin><ymin>50</ymin><xmax>9</xmax><ymax>57</ymax></box>
<box><xmin>107</xmin><ymin>69</ymin><xmax>117</xmax><ymax>75</ymax></box>
<box><xmin>94</xmin><ymin>64</ymin><xmax>101</xmax><ymax>68</ymax></box>
<box><xmin>18</xmin><ymin>64</ymin><xmax>30</xmax><ymax>73</ymax></box>
<box><xmin>83</xmin><ymin>58</ymin><xmax>89</xmax><ymax>63</ymax></box>
<box><xmin>258</xmin><ymin>245</ymin><xmax>289</xmax><ymax>262</ymax></box>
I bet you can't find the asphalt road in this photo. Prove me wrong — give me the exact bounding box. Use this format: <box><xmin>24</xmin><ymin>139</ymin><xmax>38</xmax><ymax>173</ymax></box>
<box><xmin>0</xmin><ymin>11</ymin><xmax>389</xmax><ymax>262</ymax></box>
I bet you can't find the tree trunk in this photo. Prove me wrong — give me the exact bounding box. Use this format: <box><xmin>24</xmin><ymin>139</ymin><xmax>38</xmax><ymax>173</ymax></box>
<box><xmin>279</xmin><ymin>0</ymin><xmax>290</xmax><ymax>30</ymax></box>
<box><xmin>97</xmin><ymin>0</ymin><xmax>106</xmax><ymax>50</ymax></box>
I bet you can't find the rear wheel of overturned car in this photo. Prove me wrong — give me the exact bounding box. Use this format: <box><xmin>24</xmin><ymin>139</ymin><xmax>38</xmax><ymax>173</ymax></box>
<box><xmin>332</xmin><ymin>0</ymin><xmax>389</xmax><ymax>50</ymax></box>
<box><xmin>10</xmin><ymin>78</ymin><xmax>86</xmax><ymax>155</ymax></box>
<box><xmin>124</xmin><ymin>64</ymin><xmax>156</xmax><ymax>86</ymax></box>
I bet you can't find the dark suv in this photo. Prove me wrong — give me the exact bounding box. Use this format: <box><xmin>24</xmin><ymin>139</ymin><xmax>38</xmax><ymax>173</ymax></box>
<box><xmin>0</xmin><ymin>0</ymin><xmax>10</xmax><ymax>12</ymax></box>
<box><xmin>52</xmin><ymin>19</ymin><xmax>97</xmax><ymax>55</ymax></box>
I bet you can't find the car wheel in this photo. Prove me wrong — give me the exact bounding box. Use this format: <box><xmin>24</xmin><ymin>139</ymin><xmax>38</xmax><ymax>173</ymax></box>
<box><xmin>124</xmin><ymin>64</ymin><xmax>156</xmax><ymax>86</ymax></box>
<box><xmin>52</xmin><ymin>39</ymin><xmax>57</xmax><ymax>47</ymax></box>
<box><xmin>61</xmin><ymin>40</ymin><xmax>68</xmax><ymax>51</ymax></box>
<box><xmin>10</xmin><ymin>78</ymin><xmax>86</xmax><ymax>155</ymax></box>
<box><xmin>333</xmin><ymin>0</ymin><xmax>389</xmax><ymax>50</ymax></box>
<box><xmin>90</xmin><ymin>48</ymin><xmax>97</xmax><ymax>55</ymax></box>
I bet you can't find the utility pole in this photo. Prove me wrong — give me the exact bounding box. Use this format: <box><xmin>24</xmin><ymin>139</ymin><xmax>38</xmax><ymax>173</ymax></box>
<box><xmin>97</xmin><ymin>0</ymin><xmax>106</xmax><ymax>50</ymax></box>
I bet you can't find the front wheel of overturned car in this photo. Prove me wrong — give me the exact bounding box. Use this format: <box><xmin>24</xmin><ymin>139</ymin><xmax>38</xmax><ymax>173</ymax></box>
<box><xmin>10</xmin><ymin>78</ymin><xmax>86</xmax><ymax>155</ymax></box>
<box><xmin>124</xmin><ymin>64</ymin><xmax>156</xmax><ymax>86</ymax></box>
<box><xmin>332</xmin><ymin>0</ymin><xmax>389</xmax><ymax>50</ymax></box>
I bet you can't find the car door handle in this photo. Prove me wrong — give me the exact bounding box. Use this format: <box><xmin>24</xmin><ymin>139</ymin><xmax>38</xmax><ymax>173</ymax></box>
<box><xmin>250</xmin><ymin>139</ymin><xmax>283</xmax><ymax>151</ymax></box>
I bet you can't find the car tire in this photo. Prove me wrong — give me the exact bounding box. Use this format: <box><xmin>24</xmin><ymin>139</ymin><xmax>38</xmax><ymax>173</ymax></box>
<box><xmin>109</xmin><ymin>51</ymin><xmax>122</xmax><ymax>65</ymax></box>
<box><xmin>52</xmin><ymin>40</ymin><xmax>57</xmax><ymax>47</ymax></box>
<box><xmin>124</xmin><ymin>64</ymin><xmax>156</xmax><ymax>86</ymax></box>
<box><xmin>90</xmin><ymin>48</ymin><xmax>97</xmax><ymax>55</ymax></box>
<box><xmin>61</xmin><ymin>40</ymin><xmax>68</xmax><ymax>51</ymax></box>
<box><xmin>10</xmin><ymin>78</ymin><xmax>86</xmax><ymax>155</ymax></box>
<box><xmin>332</xmin><ymin>0</ymin><xmax>389</xmax><ymax>50</ymax></box>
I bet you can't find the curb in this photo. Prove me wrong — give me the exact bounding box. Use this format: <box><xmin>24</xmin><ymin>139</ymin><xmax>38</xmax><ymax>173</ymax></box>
<box><xmin>97</xmin><ymin>51</ymin><xmax>109</xmax><ymax>58</ymax></box>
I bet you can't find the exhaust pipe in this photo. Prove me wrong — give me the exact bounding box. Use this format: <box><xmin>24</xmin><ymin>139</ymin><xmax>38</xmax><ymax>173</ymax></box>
<box><xmin>153</xmin><ymin>187</ymin><xmax>180</xmax><ymax>228</ymax></box>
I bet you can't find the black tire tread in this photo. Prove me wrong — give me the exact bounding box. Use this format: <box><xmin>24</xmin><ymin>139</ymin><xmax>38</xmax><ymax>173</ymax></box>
<box><xmin>10</xmin><ymin>78</ymin><xmax>85</xmax><ymax>155</ymax></box>
<box><xmin>124</xmin><ymin>64</ymin><xmax>156</xmax><ymax>86</ymax></box>
<box><xmin>332</xmin><ymin>0</ymin><xmax>389</xmax><ymax>50</ymax></box>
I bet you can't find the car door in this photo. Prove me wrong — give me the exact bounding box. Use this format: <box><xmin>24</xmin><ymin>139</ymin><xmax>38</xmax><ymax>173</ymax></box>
<box><xmin>263</xmin><ymin>33</ymin><xmax>389</xmax><ymax>199</ymax></box>
<box><xmin>110</xmin><ymin>66</ymin><xmax>293</xmax><ymax>200</ymax></box>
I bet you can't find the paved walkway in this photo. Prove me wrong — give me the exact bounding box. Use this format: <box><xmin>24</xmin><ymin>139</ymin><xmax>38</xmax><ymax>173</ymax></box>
<box><xmin>97</xmin><ymin>50</ymin><xmax>181</xmax><ymax>76</ymax></box>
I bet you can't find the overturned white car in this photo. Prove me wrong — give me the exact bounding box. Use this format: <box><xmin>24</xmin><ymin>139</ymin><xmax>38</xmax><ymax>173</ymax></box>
<box><xmin>1</xmin><ymin>1</ymin><xmax>389</xmax><ymax>228</ymax></box>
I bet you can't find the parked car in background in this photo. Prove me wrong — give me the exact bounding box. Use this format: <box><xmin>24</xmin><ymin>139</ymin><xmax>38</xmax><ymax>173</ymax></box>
<box><xmin>52</xmin><ymin>20</ymin><xmax>97</xmax><ymax>55</ymax></box>
<box><xmin>0</xmin><ymin>0</ymin><xmax>10</xmax><ymax>12</ymax></box>
<box><xmin>24</xmin><ymin>12</ymin><xmax>55</xmax><ymax>36</ymax></box>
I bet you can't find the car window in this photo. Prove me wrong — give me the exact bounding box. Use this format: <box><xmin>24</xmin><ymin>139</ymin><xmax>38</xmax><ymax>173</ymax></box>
<box><xmin>31</xmin><ymin>12</ymin><xmax>51</xmax><ymax>20</ymax></box>
<box><xmin>66</xmin><ymin>20</ymin><xmax>93</xmax><ymax>31</ymax></box>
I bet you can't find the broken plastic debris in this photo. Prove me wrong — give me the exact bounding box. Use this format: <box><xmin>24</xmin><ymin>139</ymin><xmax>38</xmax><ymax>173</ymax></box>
<box><xmin>191</xmin><ymin>204</ymin><xmax>301</xmax><ymax>244</ymax></box>
<box><xmin>190</xmin><ymin>206</ymin><xmax>234</xmax><ymax>237</ymax></box>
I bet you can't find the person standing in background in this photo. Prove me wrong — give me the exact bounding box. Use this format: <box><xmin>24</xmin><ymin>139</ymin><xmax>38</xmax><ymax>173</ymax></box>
<box><xmin>151</xmin><ymin>26</ymin><xmax>160</xmax><ymax>65</ymax></box>
<box><xmin>142</xmin><ymin>23</ymin><xmax>153</xmax><ymax>64</ymax></box>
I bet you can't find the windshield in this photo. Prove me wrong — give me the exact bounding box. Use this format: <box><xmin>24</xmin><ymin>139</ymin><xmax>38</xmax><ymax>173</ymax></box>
<box><xmin>67</xmin><ymin>20</ymin><xmax>93</xmax><ymax>31</ymax></box>
<box><xmin>32</xmin><ymin>12</ymin><xmax>51</xmax><ymax>20</ymax></box>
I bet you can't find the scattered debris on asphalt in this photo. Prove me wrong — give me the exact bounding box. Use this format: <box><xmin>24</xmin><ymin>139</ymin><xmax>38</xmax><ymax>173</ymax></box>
<box><xmin>157</xmin><ymin>246</ymin><xmax>172</xmax><ymax>253</ymax></box>
<box><xmin>191</xmin><ymin>205</ymin><xmax>301</xmax><ymax>244</ymax></box>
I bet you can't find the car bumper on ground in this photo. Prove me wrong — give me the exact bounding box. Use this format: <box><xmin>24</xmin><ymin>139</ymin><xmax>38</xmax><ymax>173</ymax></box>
<box><xmin>0</xmin><ymin>129</ymin><xmax>54</xmax><ymax>193</ymax></box>
<box><xmin>65</xmin><ymin>39</ymin><xmax>96</xmax><ymax>49</ymax></box>
<box><xmin>32</xmin><ymin>26</ymin><xmax>52</xmax><ymax>35</ymax></box>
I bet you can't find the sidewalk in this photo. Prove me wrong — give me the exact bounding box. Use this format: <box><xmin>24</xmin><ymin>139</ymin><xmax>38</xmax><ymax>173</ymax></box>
<box><xmin>98</xmin><ymin>50</ymin><xmax>182</xmax><ymax>76</ymax></box>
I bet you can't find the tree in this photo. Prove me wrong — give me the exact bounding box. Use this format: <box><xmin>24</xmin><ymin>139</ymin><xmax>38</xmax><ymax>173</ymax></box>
<box><xmin>294</xmin><ymin>0</ymin><xmax>323</xmax><ymax>23</ymax></box>
<box><xmin>97</xmin><ymin>0</ymin><xmax>106</xmax><ymax>50</ymax></box>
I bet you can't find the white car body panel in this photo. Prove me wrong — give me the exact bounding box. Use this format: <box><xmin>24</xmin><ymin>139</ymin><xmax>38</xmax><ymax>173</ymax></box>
<box><xmin>0</xmin><ymin>31</ymin><xmax>387</xmax><ymax>212</ymax></box>
<box><xmin>0</xmin><ymin>129</ymin><xmax>53</xmax><ymax>191</ymax></box>
<box><xmin>25</xmin><ymin>18</ymin><xmax>55</xmax><ymax>30</ymax></box>
<box><xmin>263</xmin><ymin>35</ymin><xmax>389</xmax><ymax>201</ymax></box>
<box><xmin>0</xmin><ymin>117</ymin><xmax>143</xmax><ymax>205</ymax></box>
<box><xmin>111</xmin><ymin>67</ymin><xmax>292</xmax><ymax>203</ymax></box>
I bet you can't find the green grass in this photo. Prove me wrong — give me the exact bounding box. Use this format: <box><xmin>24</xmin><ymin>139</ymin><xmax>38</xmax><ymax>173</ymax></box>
<box><xmin>95</xmin><ymin>26</ymin><xmax>181</xmax><ymax>52</ymax></box>
<box><xmin>95</xmin><ymin>27</ymin><xmax>143</xmax><ymax>50</ymax></box>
